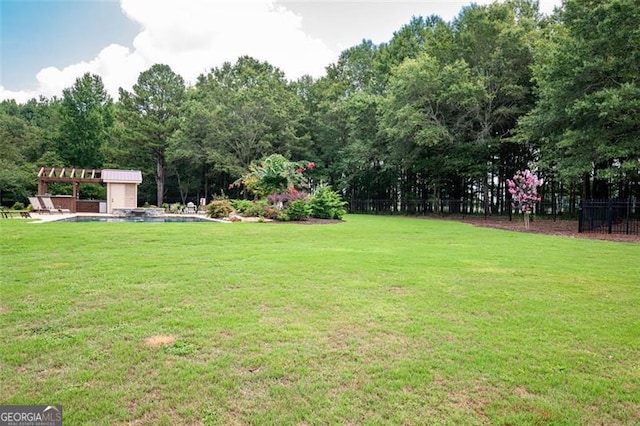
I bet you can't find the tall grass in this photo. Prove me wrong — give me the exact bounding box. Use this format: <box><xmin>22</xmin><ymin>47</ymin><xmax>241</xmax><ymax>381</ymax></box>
<box><xmin>1</xmin><ymin>216</ymin><xmax>638</xmax><ymax>424</ymax></box>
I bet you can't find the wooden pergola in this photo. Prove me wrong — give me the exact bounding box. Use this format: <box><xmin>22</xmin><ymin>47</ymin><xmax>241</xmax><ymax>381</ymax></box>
<box><xmin>36</xmin><ymin>167</ymin><xmax>142</xmax><ymax>213</ymax></box>
<box><xmin>37</xmin><ymin>167</ymin><xmax>103</xmax><ymax>199</ymax></box>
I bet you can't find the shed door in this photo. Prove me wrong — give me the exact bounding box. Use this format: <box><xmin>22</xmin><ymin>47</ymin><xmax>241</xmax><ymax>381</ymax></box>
<box><xmin>125</xmin><ymin>184</ymin><xmax>137</xmax><ymax>208</ymax></box>
<box><xmin>108</xmin><ymin>183</ymin><xmax>127</xmax><ymax>212</ymax></box>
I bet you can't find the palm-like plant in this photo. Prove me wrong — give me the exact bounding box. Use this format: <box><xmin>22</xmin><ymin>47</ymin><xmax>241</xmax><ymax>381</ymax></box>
<box><xmin>233</xmin><ymin>154</ymin><xmax>313</xmax><ymax>197</ymax></box>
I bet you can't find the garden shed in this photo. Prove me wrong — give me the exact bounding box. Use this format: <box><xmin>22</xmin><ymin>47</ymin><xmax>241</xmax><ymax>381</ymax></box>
<box><xmin>102</xmin><ymin>169</ymin><xmax>143</xmax><ymax>213</ymax></box>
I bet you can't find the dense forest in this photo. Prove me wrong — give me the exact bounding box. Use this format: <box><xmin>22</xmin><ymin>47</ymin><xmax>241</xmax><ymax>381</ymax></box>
<box><xmin>1</xmin><ymin>0</ymin><xmax>638</xmax><ymax>215</ymax></box>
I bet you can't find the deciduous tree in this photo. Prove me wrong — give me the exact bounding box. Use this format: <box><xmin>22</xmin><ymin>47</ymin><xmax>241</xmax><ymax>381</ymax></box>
<box><xmin>517</xmin><ymin>0</ymin><xmax>640</xmax><ymax>198</ymax></box>
<box><xmin>119</xmin><ymin>64</ymin><xmax>185</xmax><ymax>205</ymax></box>
<box><xmin>58</xmin><ymin>73</ymin><xmax>113</xmax><ymax>168</ymax></box>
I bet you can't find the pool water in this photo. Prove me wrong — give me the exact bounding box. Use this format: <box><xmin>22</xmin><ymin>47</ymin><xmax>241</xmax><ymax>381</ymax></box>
<box><xmin>58</xmin><ymin>216</ymin><xmax>217</xmax><ymax>223</ymax></box>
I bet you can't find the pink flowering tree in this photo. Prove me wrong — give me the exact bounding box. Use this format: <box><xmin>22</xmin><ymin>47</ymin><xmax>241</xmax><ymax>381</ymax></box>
<box><xmin>507</xmin><ymin>169</ymin><xmax>542</xmax><ymax>228</ymax></box>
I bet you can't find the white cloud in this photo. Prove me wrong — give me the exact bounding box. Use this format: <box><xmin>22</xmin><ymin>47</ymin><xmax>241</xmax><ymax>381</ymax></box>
<box><xmin>32</xmin><ymin>44</ymin><xmax>143</xmax><ymax>100</ymax></box>
<box><xmin>0</xmin><ymin>0</ymin><xmax>563</xmax><ymax>103</ymax></box>
<box><xmin>122</xmin><ymin>0</ymin><xmax>335</xmax><ymax>85</ymax></box>
<box><xmin>0</xmin><ymin>0</ymin><xmax>336</xmax><ymax>103</ymax></box>
<box><xmin>0</xmin><ymin>87</ymin><xmax>34</xmax><ymax>104</ymax></box>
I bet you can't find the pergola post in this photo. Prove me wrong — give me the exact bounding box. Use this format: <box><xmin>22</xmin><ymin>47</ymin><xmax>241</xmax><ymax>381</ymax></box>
<box><xmin>37</xmin><ymin>181</ymin><xmax>48</xmax><ymax>196</ymax></box>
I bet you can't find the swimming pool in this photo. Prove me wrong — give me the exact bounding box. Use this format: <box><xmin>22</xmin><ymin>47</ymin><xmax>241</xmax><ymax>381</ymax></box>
<box><xmin>56</xmin><ymin>215</ymin><xmax>220</xmax><ymax>223</ymax></box>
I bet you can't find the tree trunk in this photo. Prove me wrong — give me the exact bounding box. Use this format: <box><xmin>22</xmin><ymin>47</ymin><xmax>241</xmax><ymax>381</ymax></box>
<box><xmin>175</xmin><ymin>170</ymin><xmax>188</xmax><ymax>204</ymax></box>
<box><xmin>582</xmin><ymin>173</ymin><xmax>591</xmax><ymax>200</ymax></box>
<box><xmin>156</xmin><ymin>154</ymin><xmax>165</xmax><ymax>206</ymax></box>
<box><xmin>202</xmin><ymin>165</ymin><xmax>208</xmax><ymax>202</ymax></box>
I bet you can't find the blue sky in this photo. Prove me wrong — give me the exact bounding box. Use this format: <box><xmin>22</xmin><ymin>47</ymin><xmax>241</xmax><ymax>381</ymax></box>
<box><xmin>0</xmin><ymin>0</ymin><xmax>563</xmax><ymax>103</ymax></box>
<box><xmin>1</xmin><ymin>0</ymin><xmax>139</xmax><ymax>91</ymax></box>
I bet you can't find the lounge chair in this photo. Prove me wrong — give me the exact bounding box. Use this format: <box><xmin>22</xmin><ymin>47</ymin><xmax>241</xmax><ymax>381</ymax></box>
<box><xmin>40</xmin><ymin>196</ymin><xmax>71</xmax><ymax>214</ymax></box>
<box><xmin>20</xmin><ymin>211</ymin><xmax>32</xmax><ymax>218</ymax></box>
<box><xmin>28</xmin><ymin>197</ymin><xmax>50</xmax><ymax>214</ymax></box>
<box><xmin>0</xmin><ymin>207</ymin><xmax>13</xmax><ymax>218</ymax></box>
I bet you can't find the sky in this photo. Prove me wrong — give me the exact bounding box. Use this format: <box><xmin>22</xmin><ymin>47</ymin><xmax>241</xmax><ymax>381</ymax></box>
<box><xmin>0</xmin><ymin>0</ymin><xmax>563</xmax><ymax>103</ymax></box>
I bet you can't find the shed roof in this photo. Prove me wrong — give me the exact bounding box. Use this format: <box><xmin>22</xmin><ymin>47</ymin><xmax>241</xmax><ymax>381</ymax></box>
<box><xmin>101</xmin><ymin>169</ymin><xmax>142</xmax><ymax>183</ymax></box>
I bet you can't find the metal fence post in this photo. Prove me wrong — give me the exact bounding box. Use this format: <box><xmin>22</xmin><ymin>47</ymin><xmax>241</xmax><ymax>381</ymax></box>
<box><xmin>578</xmin><ymin>200</ymin><xmax>583</xmax><ymax>233</ymax></box>
<box><xmin>626</xmin><ymin>197</ymin><xmax>631</xmax><ymax>235</ymax></box>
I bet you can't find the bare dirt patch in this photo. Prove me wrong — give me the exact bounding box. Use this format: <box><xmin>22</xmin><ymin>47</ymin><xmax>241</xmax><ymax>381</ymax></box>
<box><xmin>144</xmin><ymin>335</ymin><xmax>175</xmax><ymax>348</ymax></box>
<box><xmin>0</xmin><ymin>305</ymin><xmax>8</xmax><ymax>314</ymax></box>
<box><xmin>432</xmin><ymin>374</ymin><xmax>491</xmax><ymax>419</ymax></box>
<box><xmin>515</xmin><ymin>386</ymin><xmax>535</xmax><ymax>399</ymax></box>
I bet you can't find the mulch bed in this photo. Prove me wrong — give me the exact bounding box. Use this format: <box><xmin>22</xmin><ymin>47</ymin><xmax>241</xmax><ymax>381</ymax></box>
<box><xmin>296</xmin><ymin>218</ymin><xmax>344</xmax><ymax>225</ymax></box>
<box><xmin>267</xmin><ymin>217</ymin><xmax>344</xmax><ymax>225</ymax></box>
<box><xmin>449</xmin><ymin>216</ymin><xmax>640</xmax><ymax>243</ymax></box>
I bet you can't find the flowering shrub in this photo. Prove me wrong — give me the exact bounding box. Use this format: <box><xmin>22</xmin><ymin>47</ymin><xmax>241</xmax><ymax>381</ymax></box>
<box><xmin>507</xmin><ymin>169</ymin><xmax>542</xmax><ymax>213</ymax></box>
<box><xmin>266</xmin><ymin>187</ymin><xmax>305</xmax><ymax>207</ymax></box>
<box><xmin>228</xmin><ymin>155</ymin><xmax>321</xmax><ymax>221</ymax></box>
<box><xmin>507</xmin><ymin>169</ymin><xmax>542</xmax><ymax>228</ymax></box>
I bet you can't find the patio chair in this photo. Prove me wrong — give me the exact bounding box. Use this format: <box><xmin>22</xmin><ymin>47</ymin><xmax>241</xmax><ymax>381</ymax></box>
<box><xmin>40</xmin><ymin>196</ymin><xmax>70</xmax><ymax>214</ymax></box>
<box><xmin>0</xmin><ymin>207</ymin><xmax>13</xmax><ymax>218</ymax></box>
<box><xmin>28</xmin><ymin>196</ymin><xmax>50</xmax><ymax>214</ymax></box>
<box><xmin>186</xmin><ymin>202</ymin><xmax>196</xmax><ymax>214</ymax></box>
<box><xmin>20</xmin><ymin>211</ymin><xmax>32</xmax><ymax>218</ymax></box>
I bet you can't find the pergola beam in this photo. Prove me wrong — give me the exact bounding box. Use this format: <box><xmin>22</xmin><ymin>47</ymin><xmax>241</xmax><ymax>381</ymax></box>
<box><xmin>37</xmin><ymin>167</ymin><xmax>104</xmax><ymax>195</ymax></box>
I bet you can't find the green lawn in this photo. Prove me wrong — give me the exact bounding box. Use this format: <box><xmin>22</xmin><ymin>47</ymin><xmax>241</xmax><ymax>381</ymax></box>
<box><xmin>1</xmin><ymin>215</ymin><xmax>638</xmax><ymax>425</ymax></box>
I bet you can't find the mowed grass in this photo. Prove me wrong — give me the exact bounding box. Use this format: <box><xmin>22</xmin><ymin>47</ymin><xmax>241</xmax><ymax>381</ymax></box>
<box><xmin>0</xmin><ymin>215</ymin><xmax>638</xmax><ymax>425</ymax></box>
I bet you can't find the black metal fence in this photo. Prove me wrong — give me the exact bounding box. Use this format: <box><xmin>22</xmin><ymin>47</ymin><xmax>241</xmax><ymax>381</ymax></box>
<box><xmin>348</xmin><ymin>199</ymin><xmax>579</xmax><ymax>218</ymax></box>
<box><xmin>348</xmin><ymin>197</ymin><xmax>640</xmax><ymax>235</ymax></box>
<box><xmin>578</xmin><ymin>199</ymin><xmax>640</xmax><ymax>234</ymax></box>
<box><xmin>348</xmin><ymin>199</ymin><xmax>490</xmax><ymax>216</ymax></box>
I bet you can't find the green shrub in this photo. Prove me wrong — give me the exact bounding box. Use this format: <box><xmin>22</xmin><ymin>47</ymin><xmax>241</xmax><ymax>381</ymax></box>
<box><xmin>231</xmin><ymin>199</ymin><xmax>255</xmax><ymax>215</ymax></box>
<box><xmin>261</xmin><ymin>205</ymin><xmax>280</xmax><ymax>220</ymax></box>
<box><xmin>230</xmin><ymin>199</ymin><xmax>281</xmax><ymax>219</ymax></box>
<box><xmin>310</xmin><ymin>185</ymin><xmax>347</xmax><ymax>220</ymax></box>
<box><xmin>277</xmin><ymin>212</ymin><xmax>290</xmax><ymax>222</ymax></box>
<box><xmin>285</xmin><ymin>199</ymin><xmax>311</xmax><ymax>221</ymax></box>
<box><xmin>11</xmin><ymin>202</ymin><xmax>25</xmax><ymax>210</ymax></box>
<box><xmin>244</xmin><ymin>200</ymin><xmax>268</xmax><ymax>217</ymax></box>
<box><xmin>206</xmin><ymin>198</ymin><xmax>233</xmax><ymax>218</ymax></box>
<box><xmin>246</xmin><ymin>201</ymin><xmax>271</xmax><ymax>218</ymax></box>
<box><xmin>232</xmin><ymin>154</ymin><xmax>311</xmax><ymax>197</ymax></box>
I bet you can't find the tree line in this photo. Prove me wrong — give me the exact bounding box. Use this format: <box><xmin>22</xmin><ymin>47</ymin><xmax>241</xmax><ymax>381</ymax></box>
<box><xmin>1</xmin><ymin>0</ymin><xmax>638</xmax><ymax>214</ymax></box>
